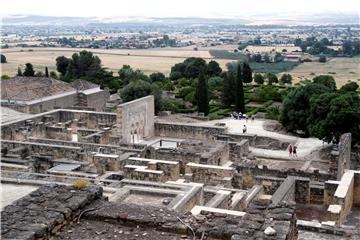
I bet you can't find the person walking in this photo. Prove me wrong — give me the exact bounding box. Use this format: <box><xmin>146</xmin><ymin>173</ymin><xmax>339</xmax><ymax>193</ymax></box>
<box><xmin>243</xmin><ymin>125</ymin><xmax>247</xmax><ymax>133</ymax></box>
<box><xmin>288</xmin><ymin>145</ymin><xmax>293</xmax><ymax>157</ymax></box>
<box><xmin>293</xmin><ymin>146</ymin><xmax>297</xmax><ymax>157</ymax></box>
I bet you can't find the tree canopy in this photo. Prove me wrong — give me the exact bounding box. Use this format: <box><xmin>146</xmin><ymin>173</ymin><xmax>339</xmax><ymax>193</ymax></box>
<box><xmin>23</xmin><ymin>63</ymin><xmax>35</xmax><ymax>77</ymax></box>
<box><xmin>56</xmin><ymin>56</ymin><xmax>70</xmax><ymax>76</ymax></box>
<box><xmin>120</xmin><ymin>80</ymin><xmax>162</xmax><ymax>112</ymax></box>
<box><xmin>1</xmin><ymin>54</ymin><xmax>6</xmax><ymax>63</ymax></box>
<box><xmin>242</xmin><ymin>63</ymin><xmax>252</xmax><ymax>84</ymax></box>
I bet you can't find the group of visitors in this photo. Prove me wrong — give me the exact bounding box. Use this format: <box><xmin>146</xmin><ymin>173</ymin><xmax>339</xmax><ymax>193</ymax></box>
<box><xmin>288</xmin><ymin>144</ymin><xmax>298</xmax><ymax>157</ymax></box>
<box><xmin>231</xmin><ymin>112</ymin><xmax>255</xmax><ymax>122</ymax></box>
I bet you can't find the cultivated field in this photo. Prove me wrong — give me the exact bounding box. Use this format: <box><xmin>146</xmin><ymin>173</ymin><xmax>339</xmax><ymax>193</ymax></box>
<box><xmin>282</xmin><ymin>57</ymin><xmax>360</xmax><ymax>87</ymax></box>
<box><xmin>1</xmin><ymin>47</ymin><xmax>230</xmax><ymax>76</ymax></box>
<box><xmin>1</xmin><ymin>47</ymin><xmax>359</xmax><ymax>88</ymax></box>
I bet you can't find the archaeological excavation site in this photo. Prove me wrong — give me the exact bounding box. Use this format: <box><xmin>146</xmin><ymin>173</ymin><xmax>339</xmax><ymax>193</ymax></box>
<box><xmin>1</xmin><ymin>95</ymin><xmax>359</xmax><ymax>240</ymax></box>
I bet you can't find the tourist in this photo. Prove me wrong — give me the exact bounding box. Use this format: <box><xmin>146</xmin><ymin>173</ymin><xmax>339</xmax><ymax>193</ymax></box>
<box><xmin>243</xmin><ymin>125</ymin><xmax>247</xmax><ymax>133</ymax></box>
<box><xmin>293</xmin><ymin>146</ymin><xmax>297</xmax><ymax>157</ymax></box>
<box><xmin>288</xmin><ymin>145</ymin><xmax>293</xmax><ymax>156</ymax></box>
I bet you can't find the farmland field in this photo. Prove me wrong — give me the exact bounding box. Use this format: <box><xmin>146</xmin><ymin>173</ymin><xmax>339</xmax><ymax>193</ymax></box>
<box><xmin>282</xmin><ymin>57</ymin><xmax>360</xmax><ymax>87</ymax></box>
<box><xmin>1</xmin><ymin>47</ymin><xmax>230</xmax><ymax>76</ymax></box>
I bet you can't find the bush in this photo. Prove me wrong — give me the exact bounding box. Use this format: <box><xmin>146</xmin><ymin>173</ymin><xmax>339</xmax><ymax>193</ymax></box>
<box><xmin>252</xmin><ymin>85</ymin><xmax>282</xmax><ymax>102</ymax></box>
<box><xmin>319</xmin><ymin>55</ymin><xmax>327</xmax><ymax>63</ymax></box>
<box><xmin>266</xmin><ymin>106</ymin><xmax>280</xmax><ymax>120</ymax></box>
<box><xmin>72</xmin><ymin>179</ymin><xmax>89</xmax><ymax>189</ymax></box>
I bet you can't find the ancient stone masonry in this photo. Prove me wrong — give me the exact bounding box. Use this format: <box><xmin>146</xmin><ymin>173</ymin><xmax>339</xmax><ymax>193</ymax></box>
<box><xmin>155</xmin><ymin>122</ymin><xmax>227</xmax><ymax>141</ymax></box>
<box><xmin>117</xmin><ymin>95</ymin><xmax>154</xmax><ymax>143</ymax></box>
<box><xmin>1</xmin><ymin>95</ymin><xmax>359</xmax><ymax>240</ymax></box>
<box><xmin>1</xmin><ymin>185</ymin><xmax>103</xmax><ymax>240</ymax></box>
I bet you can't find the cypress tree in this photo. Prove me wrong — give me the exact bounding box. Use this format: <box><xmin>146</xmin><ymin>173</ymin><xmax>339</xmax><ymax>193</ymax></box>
<box><xmin>235</xmin><ymin>64</ymin><xmax>245</xmax><ymax>113</ymax></box>
<box><xmin>242</xmin><ymin>63</ymin><xmax>253</xmax><ymax>84</ymax></box>
<box><xmin>45</xmin><ymin>67</ymin><xmax>49</xmax><ymax>77</ymax></box>
<box><xmin>196</xmin><ymin>70</ymin><xmax>209</xmax><ymax>115</ymax></box>
<box><xmin>222</xmin><ymin>72</ymin><xmax>235</xmax><ymax>106</ymax></box>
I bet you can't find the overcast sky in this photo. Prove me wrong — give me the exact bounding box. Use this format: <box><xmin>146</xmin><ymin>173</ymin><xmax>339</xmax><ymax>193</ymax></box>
<box><xmin>2</xmin><ymin>0</ymin><xmax>360</xmax><ymax>18</ymax></box>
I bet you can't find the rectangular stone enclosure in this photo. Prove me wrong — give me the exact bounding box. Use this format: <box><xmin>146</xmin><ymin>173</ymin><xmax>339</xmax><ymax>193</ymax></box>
<box><xmin>116</xmin><ymin>95</ymin><xmax>155</xmax><ymax>143</ymax></box>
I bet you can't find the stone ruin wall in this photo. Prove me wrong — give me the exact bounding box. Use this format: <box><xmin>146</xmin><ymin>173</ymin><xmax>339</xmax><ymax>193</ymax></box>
<box><xmin>155</xmin><ymin>122</ymin><xmax>227</xmax><ymax>141</ymax></box>
<box><xmin>337</xmin><ymin>133</ymin><xmax>352</xmax><ymax>180</ymax></box>
<box><xmin>117</xmin><ymin>95</ymin><xmax>154</xmax><ymax>143</ymax></box>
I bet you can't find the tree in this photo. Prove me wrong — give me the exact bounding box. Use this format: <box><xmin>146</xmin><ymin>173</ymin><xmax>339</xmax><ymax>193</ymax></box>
<box><xmin>23</xmin><ymin>63</ymin><xmax>35</xmax><ymax>77</ymax></box>
<box><xmin>340</xmin><ymin>82</ymin><xmax>359</xmax><ymax>93</ymax></box>
<box><xmin>313</xmin><ymin>75</ymin><xmax>336</xmax><ymax>91</ymax></box>
<box><xmin>264</xmin><ymin>54</ymin><xmax>271</xmax><ymax>63</ymax></box>
<box><xmin>45</xmin><ymin>67</ymin><xmax>49</xmax><ymax>77</ymax></box>
<box><xmin>254</xmin><ymin>73</ymin><xmax>264</xmax><ymax>84</ymax></box>
<box><xmin>222</xmin><ymin>72</ymin><xmax>236</xmax><ymax>106</ymax></box>
<box><xmin>319</xmin><ymin>55</ymin><xmax>327</xmax><ymax>63</ymax></box>
<box><xmin>1</xmin><ymin>54</ymin><xmax>6</xmax><ymax>63</ymax></box>
<box><xmin>207</xmin><ymin>60</ymin><xmax>222</xmax><ymax>77</ymax></box>
<box><xmin>266</xmin><ymin>73</ymin><xmax>278</xmax><ymax>85</ymax></box>
<box><xmin>235</xmin><ymin>64</ymin><xmax>245</xmax><ymax>113</ymax></box>
<box><xmin>184</xmin><ymin>57</ymin><xmax>207</xmax><ymax>79</ymax></box>
<box><xmin>149</xmin><ymin>72</ymin><xmax>165</xmax><ymax>82</ymax></box>
<box><xmin>196</xmin><ymin>71</ymin><xmax>209</xmax><ymax>115</ymax></box>
<box><xmin>307</xmin><ymin>92</ymin><xmax>360</xmax><ymax>145</ymax></box>
<box><xmin>66</xmin><ymin>51</ymin><xmax>102</xmax><ymax>79</ymax></box>
<box><xmin>56</xmin><ymin>56</ymin><xmax>70</xmax><ymax>76</ymax></box>
<box><xmin>280</xmin><ymin>83</ymin><xmax>330</xmax><ymax>134</ymax></box>
<box><xmin>274</xmin><ymin>53</ymin><xmax>284</xmax><ymax>62</ymax></box>
<box><xmin>50</xmin><ymin>71</ymin><xmax>58</xmax><ymax>79</ymax></box>
<box><xmin>35</xmin><ymin>71</ymin><xmax>43</xmax><ymax>77</ymax></box>
<box><xmin>118</xmin><ymin>65</ymin><xmax>148</xmax><ymax>85</ymax></box>
<box><xmin>252</xmin><ymin>54</ymin><xmax>262</xmax><ymax>63</ymax></box>
<box><xmin>242</xmin><ymin>63</ymin><xmax>252</xmax><ymax>84</ymax></box>
<box><xmin>120</xmin><ymin>80</ymin><xmax>162</xmax><ymax>112</ymax></box>
<box><xmin>17</xmin><ymin>67</ymin><xmax>23</xmax><ymax>76</ymax></box>
<box><xmin>64</xmin><ymin>50</ymin><xmax>113</xmax><ymax>86</ymax></box>
<box><xmin>280</xmin><ymin>74</ymin><xmax>292</xmax><ymax>85</ymax></box>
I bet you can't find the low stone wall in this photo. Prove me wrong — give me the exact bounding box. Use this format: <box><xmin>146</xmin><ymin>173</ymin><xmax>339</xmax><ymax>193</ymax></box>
<box><xmin>155</xmin><ymin>122</ymin><xmax>227</xmax><ymax>141</ymax></box>
<box><xmin>229</xmin><ymin>139</ymin><xmax>250</xmax><ymax>161</ymax></box>
<box><xmin>1</xmin><ymin>184</ymin><xmax>103</xmax><ymax>240</ymax></box>
<box><xmin>185</xmin><ymin>163</ymin><xmax>235</xmax><ymax>187</ymax></box>
<box><xmin>1</xmin><ymin>140</ymin><xmax>85</xmax><ymax>161</ymax></box>
<box><xmin>235</xmin><ymin>165</ymin><xmax>334</xmax><ymax>189</ymax></box>
<box><xmin>123</xmin><ymin>157</ymin><xmax>180</xmax><ymax>181</ymax></box>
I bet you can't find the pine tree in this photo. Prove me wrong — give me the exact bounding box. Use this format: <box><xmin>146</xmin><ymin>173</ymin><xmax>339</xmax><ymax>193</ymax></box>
<box><xmin>242</xmin><ymin>63</ymin><xmax>253</xmax><ymax>84</ymax></box>
<box><xmin>45</xmin><ymin>67</ymin><xmax>49</xmax><ymax>77</ymax></box>
<box><xmin>196</xmin><ymin>70</ymin><xmax>209</xmax><ymax>115</ymax></box>
<box><xmin>17</xmin><ymin>67</ymin><xmax>22</xmax><ymax>76</ymax></box>
<box><xmin>235</xmin><ymin>64</ymin><xmax>245</xmax><ymax>113</ymax></box>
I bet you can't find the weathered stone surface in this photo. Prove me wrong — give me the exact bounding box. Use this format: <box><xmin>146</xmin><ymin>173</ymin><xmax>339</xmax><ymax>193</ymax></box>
<box><xmin>264</xmin><ymin>226</ymin><xmax>277</xmax><ymax>236</ymax></box>
<box><xmin>1</xmin><ymin>184</ymin><xmax>102</xmax><ymax>240</ymax></box>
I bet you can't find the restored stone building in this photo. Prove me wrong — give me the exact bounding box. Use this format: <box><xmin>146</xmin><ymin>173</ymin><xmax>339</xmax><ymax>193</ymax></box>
<box><xmin>1</xmin><ymin>77</ymin><xmax>109</xmax><ymax>113</ymax></box>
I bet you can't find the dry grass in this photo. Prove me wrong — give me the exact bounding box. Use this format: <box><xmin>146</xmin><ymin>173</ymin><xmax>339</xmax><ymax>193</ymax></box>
<box><xmin>1</xmin><ymin>47</ymin><xmax>232</xmax><ymax>76</ymax></box>
<box><xmin>72</xmin><ymin>179</ymin><xmax>89</xmax><ymax>189</ymax></box>
<box><xmin>281</xmin><ymin>57</ymin><xmax>360</xmax><ymax>87</ymax></box>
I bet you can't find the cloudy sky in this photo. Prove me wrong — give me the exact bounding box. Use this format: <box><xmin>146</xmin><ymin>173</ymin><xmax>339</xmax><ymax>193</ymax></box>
<box><xmin>1</xmin><ymin>0</ymin><xmax>359</xmax><ymax>18</ymax></box>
